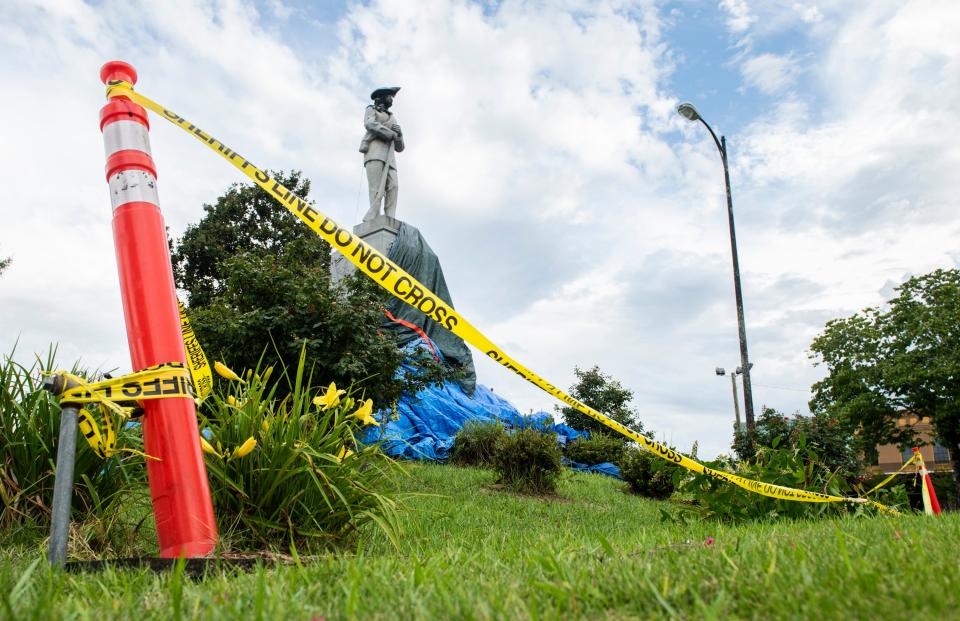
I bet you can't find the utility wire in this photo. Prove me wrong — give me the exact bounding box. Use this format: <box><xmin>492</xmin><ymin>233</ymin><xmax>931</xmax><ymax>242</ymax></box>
<box><xmin>752</xmin><ymin>383</ymin><xmax>808</xmax><ymax>393</ymax></box>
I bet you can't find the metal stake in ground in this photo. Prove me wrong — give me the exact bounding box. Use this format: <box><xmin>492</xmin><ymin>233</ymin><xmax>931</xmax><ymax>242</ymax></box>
<box><xmin>43</xmin><ymin>374</ymin><xmax>79</xmax><ymax>567</ymax></box>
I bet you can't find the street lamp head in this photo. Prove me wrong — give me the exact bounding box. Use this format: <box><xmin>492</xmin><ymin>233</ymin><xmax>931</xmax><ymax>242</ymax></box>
<box><xmin>677</xmin><ymin>102</ymin><xmax>701</xmax><ymax>122</ymax></box>
<box><xmin>715</xmin><ymin>367</ymin><xmax>726</xmax><ymax>376</ymax></box>
<box><xmin>735</xmin><ymin>363</ymin><xmax>754</xmax><ymax>375</ymax></box>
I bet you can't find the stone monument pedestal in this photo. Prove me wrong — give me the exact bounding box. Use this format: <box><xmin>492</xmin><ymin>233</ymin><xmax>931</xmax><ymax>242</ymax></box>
<box><xmin>331</xmin><ymin>215</ymin><xmax>401</xmax><ymax>282</ymax></box>
<box><xmin>330</xmin><ymin>215</ymin><xmax>477</xmax><ymax>391</ymax></box>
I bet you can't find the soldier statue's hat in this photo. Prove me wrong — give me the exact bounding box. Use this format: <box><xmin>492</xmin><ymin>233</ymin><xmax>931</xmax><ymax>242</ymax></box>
<box><xmin>370</xmin><ymin>86</ymin><xmax>401</xmax><ymax>101</ymax></box>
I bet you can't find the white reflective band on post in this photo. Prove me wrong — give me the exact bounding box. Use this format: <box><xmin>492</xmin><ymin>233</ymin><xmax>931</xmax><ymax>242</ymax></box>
<box><xmin>102</xmin><ymin>120</ymin><xmax>153</xmax><ymax>159</ymax></box>
<box><xmin>108</xmin><ymin>169</ymin><xmax>160</xmax><ymax>210</ymax></box>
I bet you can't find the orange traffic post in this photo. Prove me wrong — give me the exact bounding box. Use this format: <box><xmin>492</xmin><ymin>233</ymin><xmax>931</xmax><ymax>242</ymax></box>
<box><xmin>99</xmin><ymin>60</ymin><xmax>217</xmax><ymax>557</ymax></box>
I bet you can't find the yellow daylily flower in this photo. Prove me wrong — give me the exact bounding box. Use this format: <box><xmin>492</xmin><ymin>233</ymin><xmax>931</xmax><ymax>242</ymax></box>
<box><xmin>336</xmin><ymin>446</ymin><xmax>354</xmax><ymax>462</ymax></box>
<box><xmin>261</xmin><ymin>419</ymin><xmax>270</xmax><ymax>434</ymax></box>
<box><xmin>260</xmin><ymin>366</ymin><xmax>274</xmax><ymax>383</ymax></box>
<box><xmin>200</xmin><ymin>436</ymin><xmax>220</xmax><ymax>458</ymax></box>
<box><xmin>214</xmin><ymin>361</ymin><xmax>245</xmax><ymax>383</ymax></box>
<box><xmin>351</xmin><ymin>399</ymin><xmax>379</xmax><ymax>427</ymax></box>
<box><xmin>227</xmin><ymin>395</ymin><xmax>237</xmax><ymax>406</ymax></box>
<box><xmin>229</xmin><ymin>437</ymin><xmax>257</xmax><ymax>460</ymax></box>
<box><xmin>312</xmin><ymin>382</ymin><xmax>346</xmax><ymax>411</ymax></box>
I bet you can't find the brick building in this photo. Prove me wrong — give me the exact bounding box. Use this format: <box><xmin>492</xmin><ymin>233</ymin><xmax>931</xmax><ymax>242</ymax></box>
<box><xmin>869</xmin><ymin>413</ymin><xmax>953</xmax><ymax>473</ymax></box>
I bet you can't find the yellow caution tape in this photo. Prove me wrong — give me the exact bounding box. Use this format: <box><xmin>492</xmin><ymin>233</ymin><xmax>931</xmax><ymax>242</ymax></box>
<box><xmin>51</xmin><ymin>362</ymin><xmax>194</xmax><ymax>459</ymax></box>
<box><xmin>105</xmin><ymin>80</ymin><xmax>895</xmax><ymax>513</ymax></box>
<box><xmin>54</xmin><ymin>301</ymin><xmax>211</xmax><ymax>459</ymax></box>
<box><xmin>178</xmin><ymin>299</ymin><xmax>213</xmax><ymax>403</ymax></box>
<box><xmin>863</xmin><ymin>452</ymin><xmax>919</xmax><ymax>497</ymax></box>
<box><xmin>58</xmin><ymin>362</ymin><xmax>196</xmax><ymax>408</ymax></box>
<box><xmin>74</xmin><ymin>403</ymin><xmax>158</xmax><ymax>461</ymax></box>
<box><xmin>51</xmin><ymin>299</ymin><xmax>211</xmax><ymax>458</ymax></box>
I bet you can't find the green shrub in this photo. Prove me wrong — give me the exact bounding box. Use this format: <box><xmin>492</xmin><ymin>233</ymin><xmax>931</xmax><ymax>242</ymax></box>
<box><xmin>619</xmin><ymin>448</ymin><xmax>676</xmax><ymax>499</ymax></box>
<box><xmin>733</xmin><ymin>407</ymin><xmax>861</xmax><ymax>473</ymax></box>
<box><xmin>450</xmin><ymin>420</ymin><xmax>505</xmax><ymax>467</ymax></box>
<box><xmin>492</xmin><ymin>428</ymin><xmax>563</xmax><ymax>495</ymax></box>
<box><xmin>677</xmin><ymin>437</ymin><xmax>894</xmax><ymax>522</ymax></box>
<box><xmin>198</xmin><ymin>351</ymin><xmax>404</xmax><ymax>550</ymax></box>
<box><xmin>0</xmin><ymin>348</ymin><xmax>142</xmax><ymax>538</ymax></box>
<box><xmin>564</xmin><ymin>434</ymin><xmax>627</xmax><ymax>466</ymax></box>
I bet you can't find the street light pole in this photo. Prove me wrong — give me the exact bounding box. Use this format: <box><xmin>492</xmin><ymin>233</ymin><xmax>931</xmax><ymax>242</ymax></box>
<box><xmin>729</xmin><ymin>370</ymin><xmax>742</xmax><ymax>431</ymax></box>
<box><xmin>680</xmin><ymin>102</ymin><xmax>756</xmax><ymax>431</ymax></box>
<box><xmin>715</xmin><ymin>367</ymin><xmax>743</xmax><ymax>432</ymax></box>
<box><xmin>720</xmin><ymin>134</ymin><xmax>757</xmax><ymax>432</ymax></box>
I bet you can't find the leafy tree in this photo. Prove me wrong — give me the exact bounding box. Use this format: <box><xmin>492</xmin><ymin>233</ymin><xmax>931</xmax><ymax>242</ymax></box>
<box><xmin>173</xmin><ymin>171</ymin><xmax>324</xmax><ymax>307</ymax></box>
<box><xmin>809</xmin><ymin>268</ymin><xmax>960</xmax><ymax>496</ymax></box>
<box><xmin>0</xmin><ymin>254</ymin><xmax>10</xmax><ymax>276</ymax></box>
<box><xmin>556</xmin><ymin>365</ymin><xmax>642</xmax><ymax>438</ymax></box>
<box><xmin>172</xmin><ymin>171</ymin><xmax>441</xmax><ymax>406</ymax></box>
<box><xmin>732</xmin><ymin>407</ymin><xmax>861</xmax><ymax>474</ymax></box>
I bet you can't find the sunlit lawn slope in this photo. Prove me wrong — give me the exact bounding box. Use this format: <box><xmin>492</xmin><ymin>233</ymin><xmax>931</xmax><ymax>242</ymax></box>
<box><xmin>2</xmin><ymin>463</ymin><xmax>958</xmax><ymax>620</ymax></box>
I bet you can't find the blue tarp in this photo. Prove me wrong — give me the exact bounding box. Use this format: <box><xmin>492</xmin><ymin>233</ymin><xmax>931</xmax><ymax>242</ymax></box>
<box><xmin>362</xmin><ymin>340</ymin><xmax>620</xmax><ymax>479</ymax></box>
<box><xmin>565</xmin><ymin>459</ymin><xmax>622</xmax><ymax>478</ymax></box>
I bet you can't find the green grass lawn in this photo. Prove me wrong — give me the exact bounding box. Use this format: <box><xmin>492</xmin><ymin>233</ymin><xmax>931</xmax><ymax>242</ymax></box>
<box><xmin>2</xmin><ymin>463</ymin><xmax>958</xmax><ymax>620</ymax></box>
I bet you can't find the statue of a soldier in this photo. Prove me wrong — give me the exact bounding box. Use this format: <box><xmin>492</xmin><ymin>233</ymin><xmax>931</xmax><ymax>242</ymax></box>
<box><xmin>360</xmin><ymin>86</ymin><xmax>404</xmax><ymax>222</ymax></box>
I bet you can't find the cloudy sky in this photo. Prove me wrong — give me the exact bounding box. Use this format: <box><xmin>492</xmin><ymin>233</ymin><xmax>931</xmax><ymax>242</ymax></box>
<box><xmin>1</xmin><ymin>0</ymin><xmax>957</xmax><ymax>457</ymax></box>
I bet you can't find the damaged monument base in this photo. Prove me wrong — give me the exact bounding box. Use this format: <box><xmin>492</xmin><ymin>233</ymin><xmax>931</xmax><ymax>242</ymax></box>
<box><xmin>331</xmin><ymin>214</ymin><xmax>402</xmax><ymax>282</ymax></box>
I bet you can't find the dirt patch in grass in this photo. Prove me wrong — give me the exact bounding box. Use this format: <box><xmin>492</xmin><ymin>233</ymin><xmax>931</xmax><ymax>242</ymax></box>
<box><xmin>63</xmin><ymin>551</ymin><xmax>316</xmax><ymax>578</ymax></box>
<box><xmin>480</xmin><ymin>483</ymin><xmax>572</xmax><ymax>503</ymax></box>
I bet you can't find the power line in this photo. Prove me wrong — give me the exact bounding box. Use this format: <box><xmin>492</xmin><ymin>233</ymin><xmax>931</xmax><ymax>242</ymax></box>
<box><xmin>752</xmin><ymin>383</ymin><xmax>808</xmax><ymax>393</ymax></box>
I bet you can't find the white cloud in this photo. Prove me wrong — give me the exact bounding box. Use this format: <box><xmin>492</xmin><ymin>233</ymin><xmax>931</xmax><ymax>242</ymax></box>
<box><xmin>793</xmin><ymin>3</ymin><xmax>823</xmax><ymax>24</ymax></box>
<box><xmin>740</xmin><ymin>52</ymin><xmax>799</xmax><ymax>94</ymax></box>
<box><xmin>738</xmin><ymin>1</ymin><xmax>960</xmax><ymax>230</ymax></box>
<box><xmin>719</xmin><ymin>0</ymin><xmax>756</xmax><ymax>34</ymax></box>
